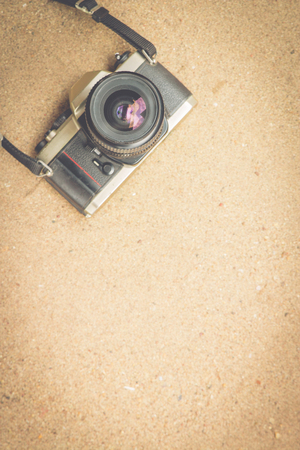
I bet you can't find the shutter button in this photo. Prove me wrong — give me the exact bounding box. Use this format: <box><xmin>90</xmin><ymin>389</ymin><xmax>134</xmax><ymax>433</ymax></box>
<box><xmin>102</xmin><ymin>162</ymin><xmax>114</xmax><ymax>175</ymax></box>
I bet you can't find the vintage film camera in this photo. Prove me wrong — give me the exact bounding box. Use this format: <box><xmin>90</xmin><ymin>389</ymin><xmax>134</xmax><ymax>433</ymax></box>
<box><xmin>36</xmin><ymin>51</ymin><xmax>197</xmax><ymax>216</ymax></box>
<box><xmin>1</xmin><ymin>1</ymin><xmax>197</xmax><ymax>216</ymax></box>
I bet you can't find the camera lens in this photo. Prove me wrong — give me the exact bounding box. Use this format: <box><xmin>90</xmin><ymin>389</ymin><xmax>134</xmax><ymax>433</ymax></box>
<box><xmin>85</xmin><ymin>72</ymin><xmax>164</xmax><ymax>159</ymax></box>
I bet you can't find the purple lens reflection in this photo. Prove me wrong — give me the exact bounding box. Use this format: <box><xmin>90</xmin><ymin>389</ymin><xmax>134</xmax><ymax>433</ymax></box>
<box><xmin>116</xmin><ymin>97</ymin><xmax>146</xmax><ymax>130</ymax></box>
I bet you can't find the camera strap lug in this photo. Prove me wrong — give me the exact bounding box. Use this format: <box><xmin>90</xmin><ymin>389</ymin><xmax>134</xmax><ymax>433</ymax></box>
<box><xmin>141</xmin><ymin>49</ymin><xmax>157</xmax><ymax>66</ymax></box>
<box><xmin>75</xmin><ymin>0</ymin><xmax>100</xmax><ymax>15</ymax></box>
<box><xmin>36</xmin><ymin>160</ymin><xmax>54</xmax><ymax>178</ymax></box>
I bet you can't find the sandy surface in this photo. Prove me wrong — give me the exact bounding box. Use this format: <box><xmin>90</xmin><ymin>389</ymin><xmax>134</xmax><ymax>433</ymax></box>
<box><xmin>0</xmin><ymin>0</ymin><xmax>299</xmax><ymax>449</ymax></box>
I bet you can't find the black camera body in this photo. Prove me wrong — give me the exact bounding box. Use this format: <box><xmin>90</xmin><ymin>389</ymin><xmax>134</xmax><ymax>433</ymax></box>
<box><xmin>36</xmin><ymin>51</ymin><xmax>197</xmax><ymax>216</ymax></box>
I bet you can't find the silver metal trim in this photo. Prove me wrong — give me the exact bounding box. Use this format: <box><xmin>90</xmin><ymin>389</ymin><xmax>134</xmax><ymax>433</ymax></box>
<box><xmin>37</xmin><ymin>116</ymin><xmax>80</xmax><ymax>165</ymax></box>
<box><xmin>69</xmin><ymin>70</ymin><xmax>110</xmax><ymax>118</ymax></box>
<box><xmin>85</xmin><ymin>165</ymin><xmax>136</xmax><ymax>215</ymax></box>
<box><xmin>168</xmin><ymin>95</ymin><xmax>198</xmax><ymax>132</ymax></box>
<box><xmin>115</xmin><ymin>51</ymin><xmax>145</xmax><ymax>72</ymax></box>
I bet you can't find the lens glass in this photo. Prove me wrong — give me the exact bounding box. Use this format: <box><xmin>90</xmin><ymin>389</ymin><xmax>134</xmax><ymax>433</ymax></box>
<box><xmin>104</xmin><ymin>90</ymin><xmax>147</xmax><ymax>132</ymax></box>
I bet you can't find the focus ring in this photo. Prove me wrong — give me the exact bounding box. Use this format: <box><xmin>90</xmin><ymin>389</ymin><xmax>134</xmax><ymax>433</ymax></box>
<box><xmin>86</xmin><ymin>115</ymin><xmax>164</xmax><ymax>158</ymax></box>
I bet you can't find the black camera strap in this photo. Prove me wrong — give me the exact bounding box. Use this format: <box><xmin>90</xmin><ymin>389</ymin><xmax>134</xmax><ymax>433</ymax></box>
<box><xmin>1</xmin><ymin>0</ymin><xmax>157</xmax><ymax>177</ymax></box>
<box><xmin>53</xmin><ymin>0</ymin><xmax>157</xmax><ymax>61</ymax></box>
<box><xmin>1</xmin><ymin>134</ymin><xmax>53</xmax><ymax>177</ymax></box>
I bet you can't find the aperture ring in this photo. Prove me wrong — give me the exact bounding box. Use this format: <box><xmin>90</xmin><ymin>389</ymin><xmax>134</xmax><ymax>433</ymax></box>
<box><xmin>86</xmin><ymin>116</ymin><xmax>164</xmax><ymax>158</ymax></box>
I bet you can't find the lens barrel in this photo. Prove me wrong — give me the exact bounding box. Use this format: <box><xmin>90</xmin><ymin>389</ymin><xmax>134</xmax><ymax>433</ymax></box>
<box><xmin>85</xmin><ymin>72</ymin><xmax>164</xmax><ymax>159</ymax></box>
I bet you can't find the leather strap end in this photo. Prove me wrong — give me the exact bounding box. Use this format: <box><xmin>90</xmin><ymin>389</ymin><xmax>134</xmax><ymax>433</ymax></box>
<box><xmin>92</xmin><ymin>7</ymin><xmax>109</xmax><ymax>23</ymax></box>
